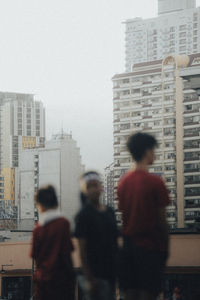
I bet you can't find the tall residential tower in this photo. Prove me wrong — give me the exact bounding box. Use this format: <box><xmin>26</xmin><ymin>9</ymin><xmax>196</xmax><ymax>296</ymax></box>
<box><xmin>125</xmin><ymin>0</ymin><xmax>200</xmax><ymax>71</ymax></box>
<box><xmin>113</xmin><ymin>54</ymin><xmax>200</xmax><ymax>228</ymax></box>
<box><xmin>0</xmin><ymin>92</ymin><xmax>45</xmax><ymax>216</ymax></box>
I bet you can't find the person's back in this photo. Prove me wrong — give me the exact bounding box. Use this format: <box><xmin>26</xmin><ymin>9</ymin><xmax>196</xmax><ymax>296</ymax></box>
<box><xmin>75</xmin><ymin>203</ymin><xmax>118</xmax><ymax>282</ymax></box>
<box><xmin>32</xmin><ymin>217</ymin><xmax>74</xmax><ymax>281</ymax></box>
<box><xmin>31</xmin><ymin>185</ymin><xmax>75</xmax><ymax>300</ymax></box>
<box><xmin>118</xmin><ymin>132</ymin><xmax>170</xmax><ymax>300</ymax></box>
<box><xmin>118</xmin><ymin>170</ymin><xmax>170</xmax><ymax>251</ymax></box>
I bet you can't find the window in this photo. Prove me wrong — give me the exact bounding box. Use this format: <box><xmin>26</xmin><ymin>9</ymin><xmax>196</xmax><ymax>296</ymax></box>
<box><xmin>122</xmin><ymin>90</ymin><xmax>130</xmax><ymax>96</ymax></box>
<box><xmin>180</xmin><ymin>46</ymin><xmax>186</xmax><ymax>51</ymax></box>
<box><xmin>122</xmin><ymin>78</ymin><xmax>130</xmax><ymax>84</ymax></box>
<box><xmin>120</xmin><ymin>123</ymin><xmax>130</xmax><ymax>130</ymax></box>
<box><xmin>179</xmin><ymin>25</ymin><xmax>186</xmax><ymax>31</ymax></box>
<box><xmin>165</xmin><ymin>165</ymin><xmax>175</xmax><ymax>171</ymax></box>
<box><xmin>180</xmin><ymin>39</ymin><xmax>186</xmax><ymax>45</ymax></box>
<box><xmin>184</xmin><ymin>163</ymin><xmax>200</xmax><ymax>172</ymax></box>
<box><xmin>179</xmin><ymin>32</ymin><xmax>186</xmax><ymax>38</ymax></box>
<box><xmin>185</xmin><ymin>187</ymin><xmax>200</xmax><ymax>197</ymax></box>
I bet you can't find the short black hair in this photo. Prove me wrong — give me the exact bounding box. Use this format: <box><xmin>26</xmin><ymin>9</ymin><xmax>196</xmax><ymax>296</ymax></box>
<box><xmin>35</xmin><ymin>185</ymin><xmax>58</xmax><ymax>209</ymax></box>
<box><xmin>127</xmin><ymin>132</ymin><xmax>157</xmax><ymax>162</ymax></box>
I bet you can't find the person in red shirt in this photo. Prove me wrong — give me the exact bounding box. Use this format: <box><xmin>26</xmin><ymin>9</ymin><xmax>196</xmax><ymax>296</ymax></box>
<box><xmin>118</xmin><ymin>132</ymin><xmax>170</xmax><ymax>300</ymax></box>
<box><xmin>30</xmin><ymin>185</ymin><xmax>75</xmax><ymax>300</ymax></box>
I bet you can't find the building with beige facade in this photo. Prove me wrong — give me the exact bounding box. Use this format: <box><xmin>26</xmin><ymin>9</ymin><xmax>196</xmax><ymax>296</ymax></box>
<box><xmin>0</xmin><ymin>92</ymin><xmax>45</xmax><ymax>218</ymax></box>
<box><xmin>112</xmin><ymin>53</ymin><xmax>200</xmax><ymax>228</ymax></box>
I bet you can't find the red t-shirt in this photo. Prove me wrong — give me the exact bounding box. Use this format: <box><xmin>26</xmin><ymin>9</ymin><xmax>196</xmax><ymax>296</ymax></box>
<box><xmin>118</xmin><ymin>170</ymin><xmax>170</xmax><ymax>251</ymax></box>
<box><xmin>31</xmin><ymin>217</ymin><xmax>74</xmax><ymax>282</ymax></box>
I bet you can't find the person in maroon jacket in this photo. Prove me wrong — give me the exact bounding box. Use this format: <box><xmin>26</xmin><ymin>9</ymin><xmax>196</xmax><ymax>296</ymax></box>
<box><xmin>30</xmin><ymin>185</ymin><xmax>75</xmax><ymax>300</ymax></box>
<box><xmin>118</xmin><ymin>132</ymin><xmax>170</xmax><ymax>300</ymax></box>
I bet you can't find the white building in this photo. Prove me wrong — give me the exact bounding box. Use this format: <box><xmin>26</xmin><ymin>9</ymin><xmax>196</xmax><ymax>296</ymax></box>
<box><xmin>18</xmin><ymin>132</ymin><xmax>84</xmax><ymax>226</ymax></box>
<box><xmin>104</xmin><ymin>163</ymin><xmax>114</xmax><ymax>208</ymax></box>
<box><xmin>112</xmin><ymin>53</ymin><xmax>200</xmax><ymax>228</ymax></box>
<box><xmin>125</xmin><ymin>0</ymin><xmax>200</xmax><ymax>71</ymax></box>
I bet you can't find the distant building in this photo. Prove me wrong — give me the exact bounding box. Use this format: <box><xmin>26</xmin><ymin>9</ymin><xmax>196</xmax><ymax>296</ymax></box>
<box><xmin>112</xmin><ymin>53</ymin><xmax>200</xmax><ymax>228</ymax></box>
<box><xmin>104</xmin><ymin>163</ymin><xmax>115</xmax><ymax>208</ymax></box>
<box><xmin>0</xmin><ymin>92</ymin><xmax>45</xmax><ymax>218</ymax></box>
<box><xmin>125</xmin><ymin>0</ymin><xmax>200</xmax><ymax>71</ymax></box>
<box><xmin>18</xmin><ymin>132</ymin><xmax>84</xmax><ymax>225</ymax></box>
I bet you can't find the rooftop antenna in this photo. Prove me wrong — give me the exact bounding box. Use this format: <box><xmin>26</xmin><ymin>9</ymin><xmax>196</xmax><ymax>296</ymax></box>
<box><xmin>61</xmin><ymin>122</ymin><xmax>64</xmax><ymax>139</ymax></box>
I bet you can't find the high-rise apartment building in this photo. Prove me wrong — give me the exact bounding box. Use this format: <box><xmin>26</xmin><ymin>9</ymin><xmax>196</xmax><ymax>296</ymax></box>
<box><xmin>112</xmin><ymin>53</ymin><xmax>200</xmax><ymax>228</ymax></box>
<box><xmin>0</xmin><ymin>92</ymin><xmax>45</xmax><ymax>215</ymax></box>
<box><xmin>125</xmin><ymin>0</ymin><xmax>200</xmax><ymax>71</ymax></box>
<box><xmin>104</xmin><ymin>163</ymin><xmax>115</xmax><ymax>208</ymax></box>
<box><xmin>18</xmin><ymin>132</ymin><xmax>84</xmax><ymax>225</ymax></box>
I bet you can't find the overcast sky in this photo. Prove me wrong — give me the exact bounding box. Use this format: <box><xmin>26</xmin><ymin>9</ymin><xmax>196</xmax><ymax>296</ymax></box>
<box><xmin>0</xmin><ymin>0</ymin><xmax>200</xmax><ymax>171</ymax></box>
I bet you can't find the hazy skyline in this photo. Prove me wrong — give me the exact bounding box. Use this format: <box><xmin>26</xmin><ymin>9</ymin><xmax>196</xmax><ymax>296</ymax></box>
<box><xmin>0</xmin><ymin>0</ymin><xmax>199</xmax><ymax>171</ymax></box>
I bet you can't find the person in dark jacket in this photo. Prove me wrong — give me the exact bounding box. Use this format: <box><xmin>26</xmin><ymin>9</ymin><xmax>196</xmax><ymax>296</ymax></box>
<box><xmin>75</xmin><ymin>171</ymin><xmax>119</xmax><ymax>300</ymax></box>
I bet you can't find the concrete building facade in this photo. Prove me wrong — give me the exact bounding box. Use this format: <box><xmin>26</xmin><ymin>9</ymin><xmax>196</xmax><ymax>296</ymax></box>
<box><xmin>125</xmin><ymin>0</ymin><xmax>200</xmax><ymax>71</ymax></box>
<box><xmin>18</xmin><ymin>132</ymin><xmax>84</xmax><ymax>225</ymax></box>
<box><xmin>104</xmin><ymin>163</ymin><xmax>115</xmax><ymax>208</ymax></box>
<box><xmin>112</xmin><ymin>53</ymin><xmax>200</xmax><ymax>228</ymax></box>
<box><xmin>0</xmin><ymin>92</ymin><xmax>45</xmax><ymax>217</ymax></box>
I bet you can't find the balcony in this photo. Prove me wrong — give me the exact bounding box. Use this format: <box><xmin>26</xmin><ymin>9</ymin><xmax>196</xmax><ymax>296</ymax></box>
<box><xmin>185</xmin><ymin>215</ymin><xmax>197</xmax><ymax>221</ymax></box>
<box><xmin>183</xmin><ymin>98</ymin><xmax>199</xmax><ymax>103</ymax></box>
<box><xmin>184</xmin><ymin>144</ymin><xmax>200</xmax><ymax>149</ymax></box>
<box><xmin>184</xmin><ymin>109</ymin><xmax>200</xmax><ymax>114</ymax></box>
<box><xmin>184</xmin><ymin>132</ymin><xmax>200</xmax><ymax>138</ymax></box>
<box><xmin>184</xmin><ymin>168</ymin><xmax>200</xmax><ymax>173</ymax></box>
<box><xmin>185</xmin><ymin>204</ymin><xmax>200</xmax><ymax>209</ymax></box>
<box><xmin>184</xmin><ymin>156</ymin><xmax>200</xmax><ymax>162</ymax></box>
<box><xmin>185</xmin><ymin>192</ymin><xmax>200</xmax><ymax>197</ymax></box>
<box><xmin>184</xmin><ymin>122</ymin><xmax>199</xmax><ymax>126</ymax></box>
<box><xmin>185</xmin><ymin>180</ymin><xmax>200</xmax><ymax>185</ymax></box>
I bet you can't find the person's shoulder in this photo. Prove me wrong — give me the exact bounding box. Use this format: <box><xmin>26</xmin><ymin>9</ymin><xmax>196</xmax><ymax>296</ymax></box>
<box><xmin>106</xmin><ymin>205</ymin><xmax>115</xmax><ymax>215</ymax></box>
<box><xmin>148</xmin><ymin>173</ymin><xmax>165</xmax><ymax>184</ymax></box>
<box><xmin>76</xmin><ymin>205</ymin><xmax>92</xmax><ymax>219</ymax></box>
<box><xmin>46</xmin><ymin>217</ymin><xmax>71</xmax><ymax>231</ymax></box>
<box><xmin>119</xmin><ymin>170</ymin><xmax>134</xmax><ymax>185</ymax></box>
<box><xmin>57</xmin><ymin>217</ymin><xmax>70</xmax><ymax>227</ymax></box>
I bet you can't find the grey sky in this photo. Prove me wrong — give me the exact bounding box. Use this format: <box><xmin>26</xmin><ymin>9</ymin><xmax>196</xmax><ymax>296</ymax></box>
<box><xmin>0</xmin><ymin>0</ymin><xmax>199</xmax><ymax>171</ymax></box>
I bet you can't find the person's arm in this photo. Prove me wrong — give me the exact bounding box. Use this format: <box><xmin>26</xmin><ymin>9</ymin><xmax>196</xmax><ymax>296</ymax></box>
<box><xmin>156</xmin><ymin>179</ymin><xmax>171</xmax><ymax>252</ymax></box>
<box><xmin>74</xmin><ymin>210</ymin><xmax>96</xmax><ymax>287</ymax></box>
<box><xmin>30</xmin><ymin>226</ymin><xmax>38</xmax><ymax>259</ymax></box>
<box><xmin>78</xmin><ymin>238</ymin><xmax>95</xmax><ymax>283</ymax></box>
<box><xmin>158</xmin><ymin>206</ymin><xmax>169</xmax><ymax>251</ymax></box>
<box><xmin>61</xmin><ymin>220</ymin><xmax>74</xmax><ymax>274</ymax></box>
